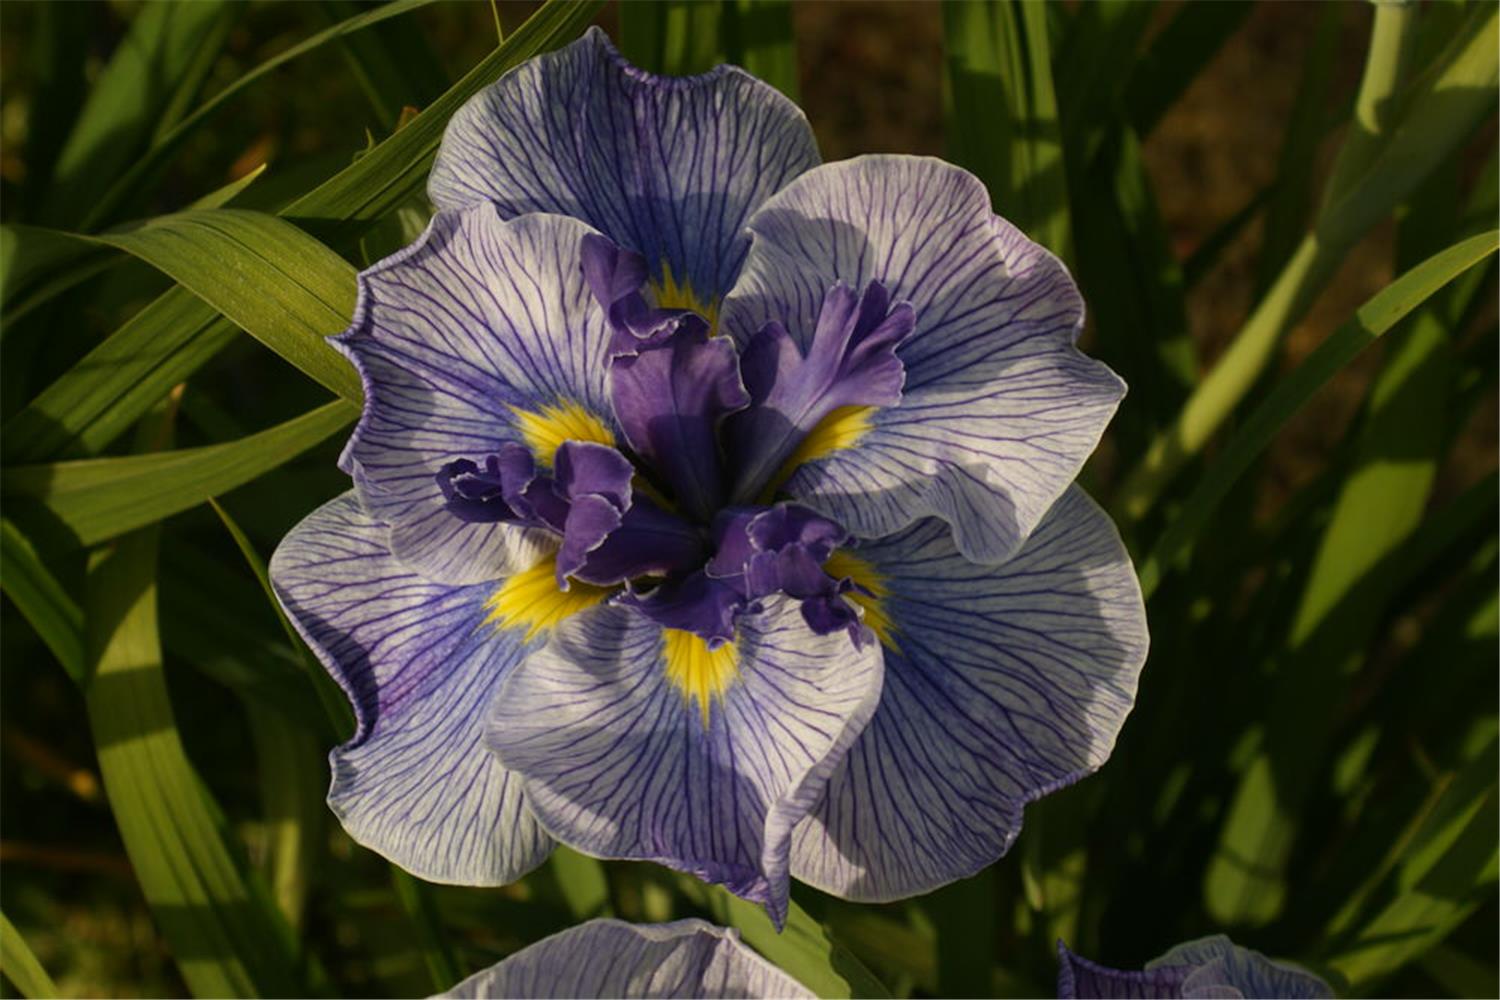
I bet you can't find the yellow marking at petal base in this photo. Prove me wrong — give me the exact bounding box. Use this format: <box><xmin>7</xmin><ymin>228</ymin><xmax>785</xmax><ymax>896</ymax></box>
<box><xmin>759</xmin><ymin>404</ymin><xmax>877</xmax><ymax>502</ymax></box>
<box><xmin>662</xmin><ymin>628</ymin><xmax>740</xmax><ymax>727</ymax></box>
<box><xmin>510</xmin><ymin>401</ymin><xmax>614</xmax><ymax>467</ymax></box>
<box><xmin>484</xmin><ymin>559</ymin><xmax>612</xmax><ymax>642</ymax></box>
<box><xmin>652</xmin><ymin>261</ymin><xmax>720</xmax><ymax>332</ymax></box>
<box><xmin>823</xmin><ymin>550</ymin><xmax>897</xmax><ymax>649</ymax></box>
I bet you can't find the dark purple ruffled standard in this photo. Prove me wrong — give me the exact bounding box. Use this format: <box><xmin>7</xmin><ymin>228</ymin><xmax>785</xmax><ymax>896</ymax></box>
<box><xmin>270</xmin><ymin>26</ymin><xmax>1148</xmax><ymax>925</ymax></box>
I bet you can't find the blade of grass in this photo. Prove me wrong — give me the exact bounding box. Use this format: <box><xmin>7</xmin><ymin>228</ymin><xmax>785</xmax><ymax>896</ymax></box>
<box><xmin>0</xmin><ymin>912</ymin><xmax>59</xmax><ymax>1000</ymax></box>
<box><xmin>1138</xmin><ymin>229</ymin><xmax>1497</xmax><ymax>599</ymax></box>
<box><xmin>1118</xmin><ymin>6</ymin><xmax>1498</xmax><ymax>519</ymax></box>
<box><xmin>619</xmin><ymin>1</ymin><xmax>722</xmax><ymax>76</ymax></box>
<box><xmin>3</xmin><ymin>400</ymin><xmax>357</xmax><ymax>547</ymax></box>
<box><xmin>87</xmin><ymin>209</ymin><xmax>360</xmax><ymax>402</ymax></box>
<box><xmin>390</xmin><ymin>868</ymin><xmax>461</xmax><ymax>992</ymax></box>
<box><xmin>721</xmin><ymin>0</ymin><xmax>800</xmax><ymax>101</ymax></box>
<box><xmin>42</xmin><ymin>2</ymin><xmax>237</xmax><ymax>227</ymax></box>
<box><xmin>207</xmin><ymin>498</ymin><xmax>353</xmax><ymax>740</ymax></box>
<box><xmin>943</xmin><ymin>0</ymin><xmax>1070</xmax><ymax>263</ymax></box>
<box><xmin>84</xmin><ymin>0</ymin><xmax>446</xmax><ymax>230</ymax></box>
<box><xmin>1124</xmin><ymin>0</ymin><xmax>1252</xmax><ymax>138</ymax></box>
<box><xmin>83</xmin><ymin>398</ymin><xmax>305</xmax><ymax>997</ymax></box>
<box><xmin>0</xmin><ymin>519</ymin><xmax>85</xmax><ymax>684</ymax></box>
<box><xmin>547</xmin><ymin>845</ymin><xmax>612</xmax><ymax>921</ymax></box>
<box><xmin>5</xmin><ymin>0</ymin><xmax>601</xmax><ymax>465</ymax></box>
<box><xmin>319</xmin><ymin>0</ymin><xmax>450</xmax><ymax>132</ymax></box>
<box><xmin>700</xmin><ymin>885</ymin><xmax>890</xmax><ymax>999</ymax></box>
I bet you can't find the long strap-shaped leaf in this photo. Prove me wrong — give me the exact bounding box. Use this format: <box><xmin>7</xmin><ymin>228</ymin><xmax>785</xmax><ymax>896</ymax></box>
<box><xmin>89</xmin><ymin>210</ymin><xmax>361</xmax><ymax>402</ymax></box>
<box><xmin>3</xmin><ymin>0</ymin><xmax>601</xmax><ymax>464</ymax></box>
<box><xmin>83</xmin><ymin>405</ymin><xmax>304</xmax><ymax>997</ymax></box>
<box><xmin>3</xmin><ymin>401</ymin><xmax>356</xmax><ymax>547</ymax></box>
<box><xmin>1117</xmin><ymin>6</ymin><xmax>1498</xmax><ymax>519</ymax></box>
<box><xmin>1</xmin><ymin>912</ymin><xmax>59</xmax><ymax>1000</ymax></box>
<box><xmin>0</xmin><ymin>519</ymin><xmax>85</xmax><ymax>683</ymax></box>
<box><xmin>83</xmin><ymin>0</ymin><xmax>445</xmax><ymax>230</ymax></box>
<box><xmin>1137</xmin><ymin>229</ymin><xmax>1498</xmax><ymax>599</ymax></box>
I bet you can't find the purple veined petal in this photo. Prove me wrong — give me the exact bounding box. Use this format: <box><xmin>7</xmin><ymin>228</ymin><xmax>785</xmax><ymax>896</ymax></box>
<box><xmin>429</xmin><ymin>26</ymin><xmax>821</xmax><ymax>305</ymax></box>
<box><xmin>790</xmin><ymin>486</ymin><xmax>1148</xmax><ymax>901</ymax></box>
<box><xmin>269</xmin><ymin>492</ymin><xmax>552</xmax><ymax>884</ymax></box>
<box><xmin>1056</xmin><ymin>943</ymin><xmax>1191</xmax><ymax>1000</ymax></box>
<box><xmin>721</xmin><ymin>155</ymin><xmax>1126</xmax><ymax>564</ymax></box>
<box><xmin>1152</xmin><ymin>937</ymin><xmax>1334</xmax><ymax>999</ymax></box>
<box><xmin>335</xmin><ymin>205</ymin><xmax>619</xmax><ymax>585</ymax></box>
<box><xmin>485</xmin><ymin>599</ymin><xmax>884</xmax><ymax>928</ymax></box>
<box><xmin>438</xmin><ymin>919</ymin><xmax>814</xmax><ymax>999</ymax></box>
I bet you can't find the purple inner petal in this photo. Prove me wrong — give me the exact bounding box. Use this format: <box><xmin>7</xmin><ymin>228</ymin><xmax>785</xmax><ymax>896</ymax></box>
<box><xmin>725</xmin><ymin>280</ymin><xmax>915</xmax><ymax>503</ymax></box>
<box><xmin>582</xmin><ymin>233</ymin><xmax>751</xmax><ymax>520</ymax></box>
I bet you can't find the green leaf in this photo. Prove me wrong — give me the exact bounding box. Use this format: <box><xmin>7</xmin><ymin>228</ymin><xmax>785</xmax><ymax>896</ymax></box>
<box><xmin>619</xmin><ymin>0</ymin><xmax>723</xmax><ymax>76</ymax></box>
<box><xmin>1117</xmin><ymin>5</ymin><xmax>1498</xmax><ymax>519</ymax></box>
<box><xmin>700</xmin><ymin>886</ymin><xmax>890</xmax><ymax>999</ymax></box>
<box><xmin>319</xmin><ymin>0</ymin><xmax>450</xmax><ymax>132</ymax></box>
<box><xmin>1069</xmin><ymin>124</ymin><xmax>1193</xmax><ymax>453</ymax></box>
<box><xmin>247</xmin><ymin>704</ymin><xmax>325</xmax><ymax>937</ymax></box>
<box><xmin>0</xmin><ymin>518</ymin><xmax>85</xmax><ymax>684</ymax></box>
<box><xmin>83</xmin><ymin>406</ymin><xmax>304</xmax><ymax>996</ymax></box>
<box><xmin>3</xmin><ymin>401</ymin><xmax>357</xmax><ymax>547</ymax></box>
<box><xmin>1138</xmin><ymin>229</ymin><xmax>1498</xmax><ymax>599</ymax></box>
<box><xmin>722</xmin><ymin>0</ymin><xmax>800</xmax><ymax>101</ymax></box>
<box><xmin>1</xmin><ymin>912</ymin><xmax>59</xmax><ymax>999</ymax></box>
<box><xmin>390</xmin><ymin>868</ymin><xmax>461</xmax><ymax>992</ymax></box>
<box><xmin>927</xmin><ymin>869</ymin><xmax>997</xmax><ymax>999</ymax></box>
<box><xmin>1253</xmin><ymin>4</ymin><xmax>1344</xmax><ymax>296</ymax></box>
<box><xmin>1123</xmin><ymin>0</ymin><xmax>1251</xmax><ymax>138</ymax></box>
<box><xmin>1322</xmin><ymin>745</ymin><xmax>1498</xmax><ymax>989</ymax></box>
<box><xmin>88</xmin><ymin>210</ymin><xmax>361</xmax><ymax>402</ymax></box>
<box><xmin>943</xmin><ymin>0</ymin><xmax>1070</xmax><ymax>262</ymax></box>
<box><xmin>5</xmin><ymin>0</ymin><xmax>602</xmax><ymax>464</ymax></box>
<box><xmin>547</xmin><ymin>845</ymin><xmax>612</xmax><ymax>921</ymax></box>
<box><xmin>207</xmin><ymin>498</ymin><xmax>353</xmax><ymax>742</ymax></box>
<box><xmin>42</xmin><ymin>1</ymin><xmax>237</xmax><ymax>227</ymax></box>
<box><xmin>84</xmin><ymin>0</ymin><xmax>447</xmax><ymax>230</ymax></box>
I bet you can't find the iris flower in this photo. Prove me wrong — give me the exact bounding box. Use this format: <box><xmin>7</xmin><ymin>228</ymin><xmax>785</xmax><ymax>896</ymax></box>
<box><xmin>439</xmin><ymin>919</ymin><xmax>810</xmax><ymax>999</ymax></box>
<box><xmin>271</xmin><ymin>28</ymin><xmax>1148</xmax><ymax>926</ymax></box>
<box><xmin>1057</xmin><ymin>937</ymin><xmax>1334</xmax><ymax>999</ymax></box>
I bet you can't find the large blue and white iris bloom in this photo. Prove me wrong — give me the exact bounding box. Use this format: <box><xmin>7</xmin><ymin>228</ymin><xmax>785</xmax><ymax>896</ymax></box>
<box><xmin>440</xmin><ymin>919</ymin><xmax>811</xmax><ymax>999</ymax></box>
<box><xmin>1057</xmin><ymin>936</ymin><xmax>1335</xmax><ymax>999</ymax></box>
<box><xmin>270</xmin><ymin>27</ymin><xmax>1149</xmax><ymax>927</ymax></box>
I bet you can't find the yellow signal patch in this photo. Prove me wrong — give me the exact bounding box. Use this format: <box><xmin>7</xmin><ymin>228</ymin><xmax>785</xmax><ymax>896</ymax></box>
<box><xmin>823</xmin><ymin>549</ymin><xmax>896</xmax><ymax>648</ymax></box>
<box><xmin>761</xmin><ymin>404</ymin><xmax>876</xmax><ymax>501</ymax></box>
<box><xmin>652</xmin><ymin>261</ymin><xmax>720</xmax><ymax>332</ymax></box>
<box><xmin>484</xmin><ymin>559</ymin><xmax>612</xmax><ymax>642</ymax></box>
<box><xmin>662</xmin><ymin>628</ymin><xmax>740</xmax><ymax>727</ymax></box>
<box><xmin>509</xmin><ymin>401</ymin><xmax>614</xmax><ymax>468</ymax></box>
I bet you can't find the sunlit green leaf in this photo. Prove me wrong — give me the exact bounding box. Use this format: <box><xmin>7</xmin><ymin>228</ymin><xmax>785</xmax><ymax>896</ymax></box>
<box><xmin>82</xmin><ymin>405</ymin><xmax>303</xmax><ymax>997</ymax></box>
<box><xmin>1</xmin><ymin>912</ymin><xmax>59</xmax><ymax>1000</ymax></box>
<box><xmin>89</xmin><ymin>209</ymin><xmax>360</xmax><ymax>402</ymax></box>
<box><xmin>722</xmin><ymin>0</ymin><xmax>800</xmax><ymax>101</ymax></box>
<box><xmin>1140</xmin><ymin>229</ymin><xmax>1497</xmax><ymax>598</ymax></box>
<box><xmin>3</xmin><ymin>401</ymin><xmax>356</xmax><ymax>547</ymax></box>
<box><xmin>944</xmin><ymin>0</ymin><xmax>1070</xmax><ymax>262</ymax></box>
<box><xmin>5</xmin><ymin>0</ymin><xmax>602</xmax><ymax>465</ymax></box>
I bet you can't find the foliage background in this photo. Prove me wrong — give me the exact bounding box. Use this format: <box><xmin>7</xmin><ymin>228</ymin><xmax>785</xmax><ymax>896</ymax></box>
<box><xmin>0</xmin><ymin>1</ymin><xmax>1495</xmax><ymax>998</ymax></box>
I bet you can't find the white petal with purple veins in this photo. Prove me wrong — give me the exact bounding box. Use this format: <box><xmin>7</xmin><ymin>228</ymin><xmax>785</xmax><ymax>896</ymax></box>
<box><xmin>791</xmin><ymin>486</ymin><xmax>1147</xmax><ymax>900</ymax></box>
<box><xmin>429</xmin><ymin>27</ymin><xmax>820</xmax><ymax>303</ymax></box>
<box><xmin>722</xmin><ymin>155</ymin><xmax>1125</xmax><ymax>564</ymax></box>
<box><xmin>270</xmin><ymin>492</ymin><xmax>552</xmax><ymax>884</ymax></box>
<box><xmin>485</xmin><ymin>600</ymin><xmax>883</xmax><ymax>927</ymax></box>
<box><xmin>439</xmin><ymin>919</ymin><xmax>814</xmax><ymax>999</ymax></box>
<box><xmin>336</xmin><ymin>206</ymin><xmax>617</xmax><ymax>585</ymax></box>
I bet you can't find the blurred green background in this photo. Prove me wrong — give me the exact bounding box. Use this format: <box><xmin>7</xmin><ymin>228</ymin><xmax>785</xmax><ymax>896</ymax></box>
<box><xmin>0</xmin><ymin>2</ymin><xmax>1495</xmax><ymax>997</ymax></box>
